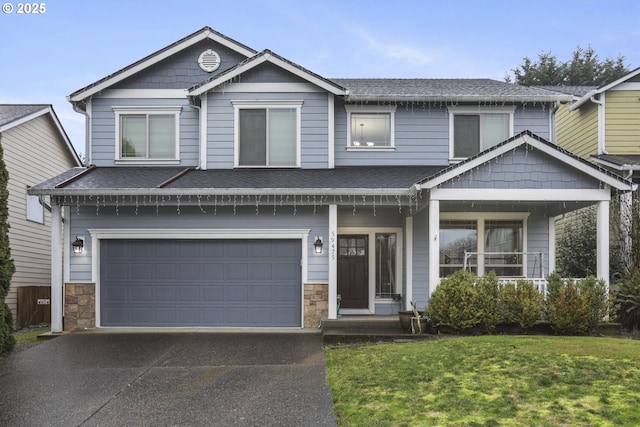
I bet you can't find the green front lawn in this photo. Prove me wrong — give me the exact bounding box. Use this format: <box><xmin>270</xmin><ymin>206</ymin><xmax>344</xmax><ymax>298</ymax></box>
<box><xmin>325</xmin><ymin>336</ymin><xmax>640</xmax><ymax>426</ymax></box>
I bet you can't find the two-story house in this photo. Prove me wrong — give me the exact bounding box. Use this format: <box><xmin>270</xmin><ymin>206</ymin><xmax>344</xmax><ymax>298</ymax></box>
<box><xmin>30</xmin><ymin>27</ymin><xmax>633</xmax><ymax>333</ymax></box>
<box><xmin>554</xmin><ymin>67</ymin><xmax>640</xmax><ymax>181</ymax></box>
<box><xmin>0</xmin><ymin>105</ymin><xmax>81</xmax><ymax>326</ymax></box>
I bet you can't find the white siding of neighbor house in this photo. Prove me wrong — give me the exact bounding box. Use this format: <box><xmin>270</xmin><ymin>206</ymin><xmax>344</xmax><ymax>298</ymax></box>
<box><xmin>2</xmin><ymin>113</ymin><xmax>79</xmax><ymax>320</ymax></box>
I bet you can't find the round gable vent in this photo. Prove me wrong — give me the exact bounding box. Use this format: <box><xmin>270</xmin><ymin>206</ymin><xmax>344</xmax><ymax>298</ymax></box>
<box><xmin>198</xmin><ymin>49</ymin><xmax>221</xmax><ymax>73</ymax></box>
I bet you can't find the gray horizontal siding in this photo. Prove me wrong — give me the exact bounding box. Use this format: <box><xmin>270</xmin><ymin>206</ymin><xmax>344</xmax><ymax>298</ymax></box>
<box><xmin>91</xmin><ymin>97</ymin><xmax>199</xmax><ymax>167</ymax></box>
<box><xmin>205</xmin><ymin>91</ymin><xmax>329</xmax><ymax>169</ymax></box>
<box><xmin>334</xmin><ymin>101</ymin><xmax>553</xmax><ymax>167</ymax></box>
<box><xmin>68</xmin><ymin>205</ymin><xmax>328</xmax><ymax>283</ymax></box>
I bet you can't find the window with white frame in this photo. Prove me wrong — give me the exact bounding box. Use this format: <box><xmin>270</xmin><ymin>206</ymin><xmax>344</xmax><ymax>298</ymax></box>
<box><xmin>233</xmin><ymin>101</ymin><xmax>302</xmax><ymax>167</ymax></box>
<box><xmin>449</xmin><ymin>107</ymin><xmax>514</xmax><ymax>159</ymax></box>
<box><xmin>345</xmin><ymin>105</ymin><xmax>395</xmax><ymax>149</ymax></box>
<box><xmin>113</xmin><ymin>106</ymin><xmax>181</xmax><ymax>161</ymax></box>
<box><xmin>439</xmin><ymin>214</ymin><xmax>527</xmax><ymax>278</ymax></box>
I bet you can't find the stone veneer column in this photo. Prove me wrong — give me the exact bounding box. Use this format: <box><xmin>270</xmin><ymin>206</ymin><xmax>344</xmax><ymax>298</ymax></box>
<box><xmin>304</xmin><ymin>283</ymin><xmax>328</xmax><ymax>328</ymax></box>
<box><xmin>64</xmin><ymin>283</ymin><xmax>95</xmax><ymax>331</ymax></box>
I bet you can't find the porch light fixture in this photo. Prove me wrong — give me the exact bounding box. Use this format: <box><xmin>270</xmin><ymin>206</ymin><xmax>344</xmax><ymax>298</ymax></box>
<box><xmin>72</xmin><ymin>236</ymin><xmax>84</xmax><ymax>254</ymax></box>
<box><xmin>313</xmin><ymin>236</ymin><xmax>323</xmax><ymax>254</ymax></box>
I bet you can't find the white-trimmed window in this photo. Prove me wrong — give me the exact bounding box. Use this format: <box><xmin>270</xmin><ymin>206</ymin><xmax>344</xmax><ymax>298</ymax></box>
<box><xmin>232</xmin><ymin>100</ymin><xmax>302</xmax><ymax>167</ymax></box>
<box><xmin>345</xmin><ymin>105</ymin><xmax>396</xmax><ymax>149</ymax></box>
<box><xmin>449</xmin><ymin>107</ymin><xmax>514</xmax><ymax>159</ymax></box>
<box><xmin>113</xmin><ymin>106</ymin><xmax>181</xmax><ymax>161</ymax></box>
<box><xmin>439</xmin><ymin>213</ymin><xmax>528</xmax><ymax>278</ymax></box>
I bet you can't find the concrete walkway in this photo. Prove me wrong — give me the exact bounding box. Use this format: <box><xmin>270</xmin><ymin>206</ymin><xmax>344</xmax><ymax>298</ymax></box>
<box><xmin>0</xmin><ymin>331</ymin><xmax>337</xmax><ymax>426</ymax></box>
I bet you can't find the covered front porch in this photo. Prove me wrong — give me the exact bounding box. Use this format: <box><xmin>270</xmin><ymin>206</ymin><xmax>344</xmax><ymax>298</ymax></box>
<box><xmin>325</xmin><ymin>132</ymin><xmax>635</xmax><ymax>319</ymax></box>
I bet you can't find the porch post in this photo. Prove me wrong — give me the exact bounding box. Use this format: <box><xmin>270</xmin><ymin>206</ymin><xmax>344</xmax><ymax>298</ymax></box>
<box><xmin>405</xmin><ymin>216</ymin><xmax>413</xmax><ymax>311</ymax></box>
<box><xmin>328</xmin><ymin>204</ymin><xmax>338</xmax><ymax>319</ymax></box>
<box><xmin>50</xmin><ymin>200</ymin><xmax>63</xmax><ymax>333</ymax></box>
<box><xmin>597</xmin><ymin>200</ymin><xmax>610</xmax><ymax>289</ymax></box>
<box><xmin>428</xmin><ymin>199</ymin><xmax>440</xmax><ymax>299</ymax></box>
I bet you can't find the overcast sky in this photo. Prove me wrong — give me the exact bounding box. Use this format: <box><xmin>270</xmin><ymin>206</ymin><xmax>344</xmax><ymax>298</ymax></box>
<box><xmin>1</xmin><ymin>0</ymin><xmax>638</xmax><ymax>157</ymax></box>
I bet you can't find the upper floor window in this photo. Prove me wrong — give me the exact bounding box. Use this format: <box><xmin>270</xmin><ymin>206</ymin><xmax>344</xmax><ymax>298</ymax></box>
<box><xmin>233</xmin><ymin>101</ymin><xmax>302</xmax><ymax>167</ymax></box>
<box><xmin>345</xmin><ymin>105</ymin><xmax>396</xmax><ymax>150</ymax></box>
<box><xmin>449</xmin><ymin>107</ymin><xmax>514</xmax><ymax>159</ymax></box>
<box><xmin>113</xmin><ymin>106</ymin><xmax>181</xmax><ymax>161</ymax></box>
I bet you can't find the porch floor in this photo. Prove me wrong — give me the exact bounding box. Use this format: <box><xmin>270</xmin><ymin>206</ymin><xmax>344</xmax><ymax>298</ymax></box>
<box><xmin>321</xmin><ymin>315</ymin><xmax>435</xmax><ymax>344</ymax></box>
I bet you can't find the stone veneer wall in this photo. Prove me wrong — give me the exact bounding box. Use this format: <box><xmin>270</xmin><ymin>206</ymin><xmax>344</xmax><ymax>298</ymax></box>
<box><xmin>304</xmin><ymin>283</ymin><xmax>328</xmax><ymax>328</ymax></box>
<box><xmin>64</xmin><ymin>283</ymin><xmax>95</xmax><ymax>331</ymax></box>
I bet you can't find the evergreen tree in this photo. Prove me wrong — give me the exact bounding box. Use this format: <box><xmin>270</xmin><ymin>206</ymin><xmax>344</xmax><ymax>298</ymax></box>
<box><xmin>0</xmin><ymin>134</ymin><xmax>15</xmax><ymax>353</ymax></box>
<box><xmin>507</xmin><ymin>45</ymin><xmax>629</xmax><ymax>86</ymax></box>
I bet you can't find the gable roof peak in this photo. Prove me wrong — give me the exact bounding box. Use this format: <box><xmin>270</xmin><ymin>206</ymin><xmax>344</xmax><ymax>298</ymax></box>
<box><xmin>68</xmin><ymin>26</ymin><xmax>257</xmax><ymax>105</ymax></box>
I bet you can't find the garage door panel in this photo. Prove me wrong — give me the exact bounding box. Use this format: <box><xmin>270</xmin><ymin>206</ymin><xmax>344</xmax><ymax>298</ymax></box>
<box><xmin>203</xmin><ymin>286</ymin><xmax>224</xmax><ymax>301</ymax></box>
<box><xmin>101</xmin><ymin>239</ymin><xmax>301</xmax><ymax>327</ymax></box>
<box><xmin>155</xmin><ymin>264</ymin><xmax>176</xmax><ymax>280</ymax></box>
<box><xmin>179</xmin><ymin>286</ymin><xmax>200</xmax><ymax>301</ymax></box>
<box><xmin>251</xmin><ymin>264</ymin><xmax>272</xmax><ymax>280</ymax></box>
<box><xmin>203</xmin><ymin>264</ymin><xmax>224</xmax><ymax>280</ymax></box>
<box><xmin>228</xmin><ymin>285</ymin><xmax>248</xmax><ymax>302</ymax></box>
<box><xmin>178</xmin><ymin>264</ymin><xmax>200</xmax><ymax>280</ymax></box>
<box><xmin>155</xmin><ymin>286</ymin><xmax>176</xmax><ymax>301</ymax></box>
<box><xmin>227</xmin><ymin>264</ymin><xmax>248</xmax><ymax>280</ymax></box>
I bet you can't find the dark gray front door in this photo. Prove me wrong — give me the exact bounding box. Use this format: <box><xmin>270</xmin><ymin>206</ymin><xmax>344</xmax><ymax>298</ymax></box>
<box><xmin>337</xmin><ymin>235</ymin><xmax>369</xmax><ymax>309</ymax></box>
<box><xmin>100</xmin><ymin>239</ymin><xmax>301</xmax><ymax>327</ymax></box>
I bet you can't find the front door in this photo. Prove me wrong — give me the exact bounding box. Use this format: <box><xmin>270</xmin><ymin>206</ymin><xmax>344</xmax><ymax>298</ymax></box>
<box><xmin>337</xmin><ymin>235</ymin><xmax>369</xmax><ymax>309</ymax></box>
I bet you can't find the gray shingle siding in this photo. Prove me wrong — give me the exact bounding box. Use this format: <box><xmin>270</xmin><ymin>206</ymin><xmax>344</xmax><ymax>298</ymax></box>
<box><xmin>113</xmin><ymin>40</ymin><xmax>249</xmax><ymax>90</ymax></box>
<box><xmin>440</xmin><ymin>145</ymin><xmax>601</xmax><ymax>190</ymax></box>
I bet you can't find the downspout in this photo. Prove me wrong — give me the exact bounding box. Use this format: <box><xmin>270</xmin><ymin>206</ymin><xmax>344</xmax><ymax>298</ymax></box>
<box><xmin>549</xmin><ymin>101</ymin><xmax>560</xmax><ymax>143</ymax></box>
<box><xmin>590</xmin><ymin>93</ymin><xmax>606</xmax><ymax>155</ymax></box>
<box><xmin>72</xmin><ymin>99</ymin><xmax>91</xmax><ymax>165</ymax></box>
<box><xmin>189</xmin><ymin>94</ymin><xmax>207</xmax><ymax>170</ymax></box>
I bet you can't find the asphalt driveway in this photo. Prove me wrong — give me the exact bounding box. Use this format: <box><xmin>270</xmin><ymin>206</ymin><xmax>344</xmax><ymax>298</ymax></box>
<box><xmin>0</xmin><ymin>331</ymin><xmax>337</xmax><ymax>426</ymax></box>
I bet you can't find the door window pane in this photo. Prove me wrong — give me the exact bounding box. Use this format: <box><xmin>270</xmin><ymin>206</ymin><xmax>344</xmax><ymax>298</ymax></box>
<box><xmin>375</xmin><ymin>233</ymin><xmax>396</xmax><ymax>298</ymax></box>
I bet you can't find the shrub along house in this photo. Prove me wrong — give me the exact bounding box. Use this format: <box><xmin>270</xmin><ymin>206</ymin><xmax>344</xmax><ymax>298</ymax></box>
<box><xmin>30</xmin><ymin>27</ymin><xmax>634</xmax><ymax>332</ymax></box>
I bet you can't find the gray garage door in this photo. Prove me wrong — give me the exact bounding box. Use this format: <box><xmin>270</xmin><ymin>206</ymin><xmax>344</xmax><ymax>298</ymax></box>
<box><xmin>100</xmin><ymin>239</ymin><xmax>302</xmax><ymax>327</ymax></box>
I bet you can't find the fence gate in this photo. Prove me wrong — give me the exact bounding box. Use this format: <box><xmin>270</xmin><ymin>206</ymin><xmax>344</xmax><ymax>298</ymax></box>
<box><xmin>17</xmin><ymin>286</ymin><xmax>51</xmax><ymax>328</ymax></box>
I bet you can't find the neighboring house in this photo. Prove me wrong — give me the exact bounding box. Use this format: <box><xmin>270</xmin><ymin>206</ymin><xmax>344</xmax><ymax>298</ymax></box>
<box><xmin>553</xmin><ymin>67</ymin><xmax>640</xmax><ymax>181</ymax></box>
<box><xmin>30</xmin><ymin>27</ymin><xmax>634</xmax><ymax>333</ymax></box>
<box><xmin>0</xmin><ymin>105</ymin><xmax>82</xmax><ymax>324</ymax></box>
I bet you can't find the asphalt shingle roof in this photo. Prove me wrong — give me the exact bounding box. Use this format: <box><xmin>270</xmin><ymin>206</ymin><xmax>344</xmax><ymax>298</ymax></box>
<box><xmin>30</xmin><ymin>166</ymin><xmax>445</xmax><ymax>195</ymax></box>
<box><xmin>535</xmin><ymin>86</ymin><xmax>597</xmax><ymax>97</ymax></box>
<box><xmin>332</xmin><ymin>79</ymin><xmax>573</xmax><ymax>102</ymax></box>
<box><xmin>0</xmin><ymin>104</ymin><xmax>48</xmax><ymax>128</ymax></box>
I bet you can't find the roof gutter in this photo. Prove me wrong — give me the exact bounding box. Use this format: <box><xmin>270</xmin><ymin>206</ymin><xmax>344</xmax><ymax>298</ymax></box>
<box><xmin>568</xmin><ymin>89</ymin><xmax>598</xmax><ymax>111</ymax></box>
<box><xmin>28</xmin><ymin>186</ymin><xmax>417</xmax><ymax>198</ymax></box>
<box><xmin>344</xmin><ymin>94</ymin><xmax>573</xmax><ymax>104</ymax></box>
